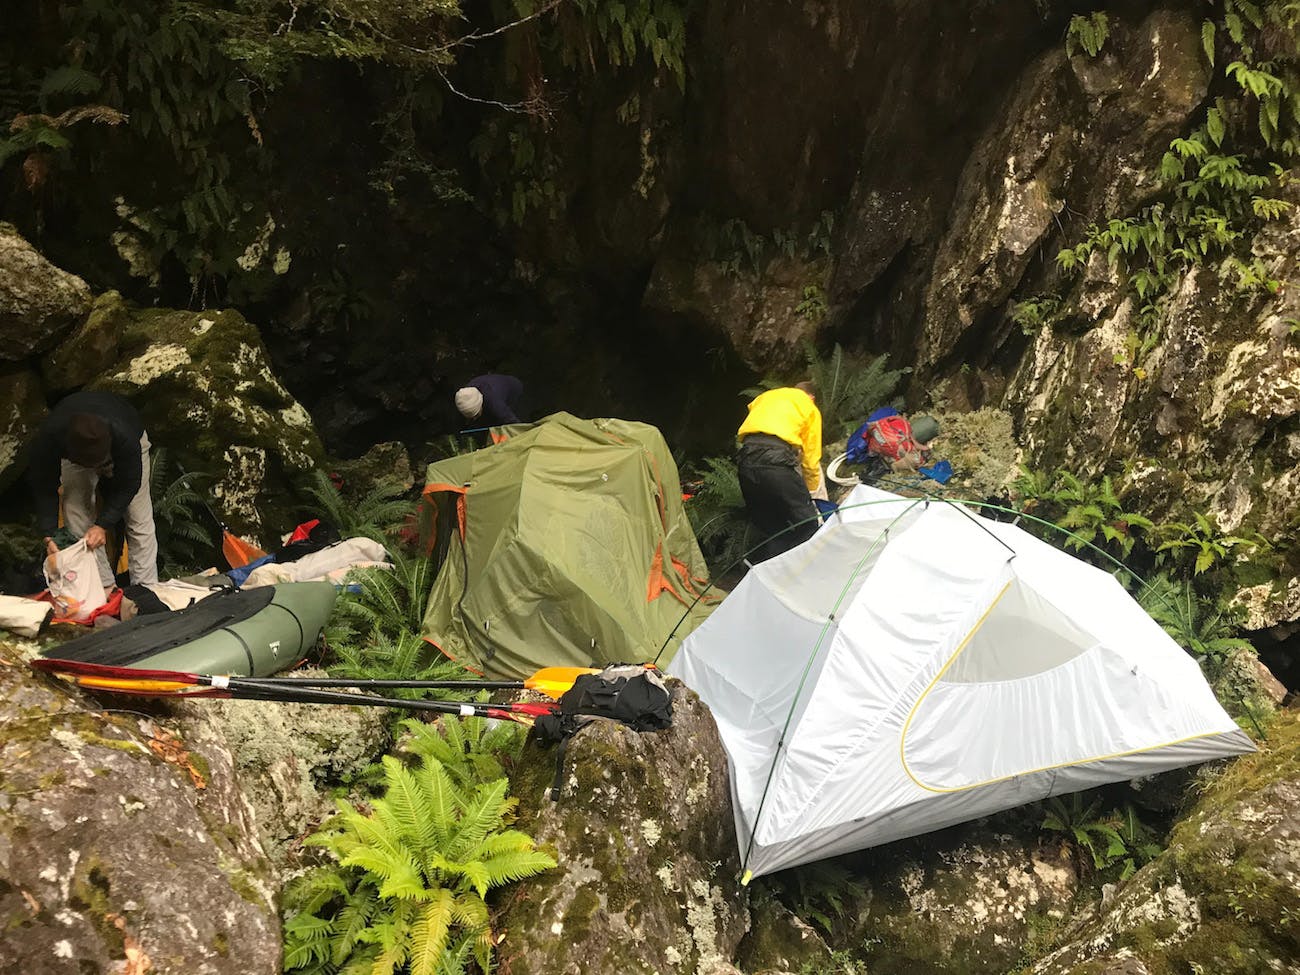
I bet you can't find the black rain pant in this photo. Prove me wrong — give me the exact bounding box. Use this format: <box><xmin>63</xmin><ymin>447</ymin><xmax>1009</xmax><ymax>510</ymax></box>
<box><xmin>737</xmin><ymin>434</ymin><xmax>819</xmax><ymax>562</ymax></box>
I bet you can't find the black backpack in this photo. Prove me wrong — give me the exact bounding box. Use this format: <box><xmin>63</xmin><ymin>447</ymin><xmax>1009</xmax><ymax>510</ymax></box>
<box><xmin>533</xmin><ymin>664</ymin><xmax>673</xmax><ymax>800</ymax></box>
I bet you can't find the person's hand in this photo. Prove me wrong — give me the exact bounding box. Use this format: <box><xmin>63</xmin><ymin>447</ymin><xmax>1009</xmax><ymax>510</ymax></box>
<box><xmin>44</xmin><ymin>536</ymin><xmax>58</xmax><ymax>557</ymax></box>
<box><xmin>83</xmin><ymin>525</ymin><xmax>107</xmax><ymax>550</ymax></box>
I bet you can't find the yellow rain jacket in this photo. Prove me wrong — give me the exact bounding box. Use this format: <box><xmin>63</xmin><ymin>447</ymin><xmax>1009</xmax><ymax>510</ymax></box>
<box><xmin>737</xmin><ymin>387</ymin><xmax>823</xmax><ymax>490</ymax></box>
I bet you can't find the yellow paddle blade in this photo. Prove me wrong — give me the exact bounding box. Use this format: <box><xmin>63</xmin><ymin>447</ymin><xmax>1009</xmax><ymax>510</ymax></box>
<box><xmin>74</xmin><ymin>675</ymin><xmax>197</xmax><ymax>695</ymax></box>
<box><xmin>522</xmin><ymin>666</ymin><xmax>600</xmax><ymax>700</ymax></box>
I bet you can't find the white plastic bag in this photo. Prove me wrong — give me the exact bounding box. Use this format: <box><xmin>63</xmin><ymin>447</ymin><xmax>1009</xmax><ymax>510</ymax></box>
<box><xmin>43</xmin><ymin>539</ymin><xmax>108</xmax><ymax>622</ymax></box>
<box><xmin>0</xmin><ymin>595</ymin><xmax>52</xmax><ymax>638</ymax></box>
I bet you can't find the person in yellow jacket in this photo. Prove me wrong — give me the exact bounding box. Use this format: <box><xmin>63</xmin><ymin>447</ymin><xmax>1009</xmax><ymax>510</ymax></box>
<box><xmin>736</xmin><ymin>381</ymin><xmax>823</xmax><ymax>561</ymax></box>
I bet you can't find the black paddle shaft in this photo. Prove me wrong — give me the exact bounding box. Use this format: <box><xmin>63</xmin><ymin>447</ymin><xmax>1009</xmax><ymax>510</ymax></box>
<box><xmin>234</xmin><ymin>676</ymin><xmax>525</xmax><ymax>691</ymax></box>
<box><xmin>227</xmin><ymin>680</ymin><xmax>522</xmax><ymax>717</ymax></box>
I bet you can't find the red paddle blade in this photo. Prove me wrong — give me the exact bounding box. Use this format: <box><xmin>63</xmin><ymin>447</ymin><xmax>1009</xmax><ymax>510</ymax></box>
<box><xmin>31</xmin><ymin>658</ymin><xmax>204</xmax><ymax>684</ymax></box>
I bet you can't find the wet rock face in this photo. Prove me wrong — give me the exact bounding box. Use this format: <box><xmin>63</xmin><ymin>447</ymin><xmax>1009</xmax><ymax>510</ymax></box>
<box><xmin>1031</xmin><ymin>713</ymin><xmax>1300</xmax><ymax>974</ymax></box>
<box><xmin>0</xmin><ymin>639</ymin><xmax>280</xmax><ymax>975</ymax></box>
<box><xmin>916</xmin><ymin>8</ymin><xmax>1209</xmax><ymax>373</ymax></box>
<box><xmin>0</xmin><ymin>223</ymin><xmax>93</xmax><ymax>362</ymax></box>
<box><xmin>496</xmin><ymin>682</ymin><xmax>748</xmax><ymax>975</ymax></box>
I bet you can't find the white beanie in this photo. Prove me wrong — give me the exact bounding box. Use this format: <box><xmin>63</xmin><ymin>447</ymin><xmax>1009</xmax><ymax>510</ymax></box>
<box><xmin>455</xmin><ymin>386</ymin><xmax>484</xmax><ymax>419</ymax></box>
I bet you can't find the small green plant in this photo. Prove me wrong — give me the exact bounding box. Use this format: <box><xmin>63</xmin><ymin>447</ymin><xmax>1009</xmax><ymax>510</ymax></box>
<box><xmin>1010</xmin><ymin>296</ymin><xmax>1062</xmax><ymax>336</ymax></box>
<box><xmin>283</xmin><ymin>748</ymin><xmax>555</xmax><ymax>975</ymax></box>
<box><xmin>684</xmin><ymin>455</ymin><xmax>753</xmax><ymax>572</ymax></box>
<box><xmin>1041</xmin><ymin>794</ymin><xmax>1162</xmax><ymax>879</ymax></box>
<box><xmin>699</xmin><ymin>210</ymin><xmax>838</xmax><ymax>277</ymax></box>
<box><xmin>1136</xmin><ymin>572</ymin><xmax>1256</xmax><ymax>668</ymax></box>
<box><xmin>397</xmin><ymin>713</ymin><xmax>526</xmax><ymax>789</ymax></box>
<box><xmin>301</xmin><ymin>469</ymin><xmax>414</xmax><ymax>544</ymax></box>
<box><xmin>774</xmin><ymin>860</ymin><xmax>862</xmax><ymax>939</ymax></box>
<box><xmin>1065</xmin><ymin>12</ymin><xmax>1110</xmax><ymax>58</ymax></box>
<box><xmin>325</xmin><ymin>552</ymin><xmax>435</xmax><ymax>649</ymax></box>
<box><xmin>150</xmin><ymin>447</ymin><xmax>217</xmax><ymax>574</ymax></box>
<box><xmin>796</xmin><ymin>284</ymin><xmax>829</xmax><ymax>323</ymax></box>
<box><xmin>1050</xmin><ymin>472</ymin><xmax>1155</xmax><ymax>559</ymax></box>
<box><xmin>1010</xmin><ymin>464</ymin><xmax>1055</xmax><ymax>511</ymax></box>
<box><xmin>428</xmin><ymin>435</ymin><xmax>479</xmax><ymax>462</ymax></box>
<box><xmin>326</xmin><ymin>631</ymin><xmax>467</xmax><ymax>698</ymax></box>
<box><xmin>1154</xmin><ymin>511</ymin><xmax>1260</xmax><ymax>574</ymax></box>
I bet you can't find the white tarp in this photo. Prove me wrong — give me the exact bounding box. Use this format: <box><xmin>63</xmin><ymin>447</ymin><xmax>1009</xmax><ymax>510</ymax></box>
<box><xmin>672</xmin><ymin>486</ymin><xmax>1255</xmax><ymax>880</ymax></box>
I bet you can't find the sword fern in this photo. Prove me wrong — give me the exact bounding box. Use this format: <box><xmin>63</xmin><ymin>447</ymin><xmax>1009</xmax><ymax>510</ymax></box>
<box><xmin>285</xmin><ymin>749</ymin><xmax>554</xmax><ymax>975</ymax></box>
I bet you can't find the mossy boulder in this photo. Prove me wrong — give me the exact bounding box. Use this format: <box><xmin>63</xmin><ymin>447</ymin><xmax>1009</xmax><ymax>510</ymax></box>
<box><xmin>41</xmin><ymin>291</ymin><xmax>127</xmax><ymax>394</ymax></box>
<box><xmin>89</xmin><ymin>303</ymin><xmax>325</xmax><ymax>541</ymax></box>
<box><xmin>0</xmin><ymin>638</ymin><xmax>279</xmax><ymax>974</ymax></box>
<box><xmin>0</xmin><ymin>365</ymin><xmax>45</xmax><ymax>495</ymax></box>
<box><xmin>496</xmin><ymin>682</ymin><xmax>748</xmax><ymax>975</ymax></box>
<box><xmin>1030</xmin><ymin>712</ymin><xmax>1300</xmax><ymax>974</ymax></box>
<box><xmin>0</xmin><ymin>223</ymin><xmax>92</xmax><ymax>362</ymax></box>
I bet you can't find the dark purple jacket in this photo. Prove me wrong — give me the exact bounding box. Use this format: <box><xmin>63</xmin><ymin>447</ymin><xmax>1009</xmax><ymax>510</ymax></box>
<box><xmin>467</xmin><ymin>374</ymin><xmax>525</xmax><ymax>425</ymax></box>
<box><xmin>28</xmin><ymin>391</ymin><xmax>145</xmax><ymax>534</ymax></box>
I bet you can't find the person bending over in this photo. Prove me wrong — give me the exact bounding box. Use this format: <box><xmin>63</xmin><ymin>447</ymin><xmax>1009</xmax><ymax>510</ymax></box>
<box><xmin>736</xmin><ymin>381</ymin><xmax>823</xmax><ymax>561</ymax></box>
<box><xmin>453</xmin><ymin>373</ymin><xmax>527</xmax><ymax>427</ymax></box>
<box><xmin>27</xmin><ymin>390</ymin><xmax>159</xmax><ymax>588</ymax></box>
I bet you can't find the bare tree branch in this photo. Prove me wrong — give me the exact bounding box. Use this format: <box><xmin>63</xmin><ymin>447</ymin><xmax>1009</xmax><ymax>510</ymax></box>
<box><xmin>433</xmin><ymin>64</ymin><xmax>553</xmax><ymax>119</ymax></box>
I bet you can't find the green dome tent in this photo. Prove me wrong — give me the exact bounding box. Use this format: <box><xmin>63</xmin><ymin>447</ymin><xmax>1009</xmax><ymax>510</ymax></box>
<box><xmin>420</xmin><ymin>413</ymin><xmax>715</xmax><ymax>680</ymax></box>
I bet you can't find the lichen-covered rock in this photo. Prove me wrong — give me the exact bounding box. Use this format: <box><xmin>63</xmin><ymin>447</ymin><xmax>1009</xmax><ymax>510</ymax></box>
<box><xmin>89</xmin><ymin>304</ymin><xmax>325</xmax><ymax>539</ymax></box>
<box><xmin>0</xmin><ymin>365</ymin><xmax>46</xmax><ymax>495</ymax></box>
<box><xmin>1007</xmin><ymin>191</ymin><xmax>1300</xmax><ymax>626</ymax></box>
<box><xmin>1030</xmin><ymin>712</ymin><xmax>1300</xmax><ymax>974</ymax></box>
<box><xmin>0</xmin><ymin>638</ymin><xmax>280</xmax><ymax>975</ymax></box>
<box><xmin>851</xmin><ymin>827</ymin><xmax>1080</xmax><ymax>974</ymax></box>
<box><xmin>0</xmin><ymin>223</ymin><xmax>93</xmax><ymax>362</ymax></box>
<box><xmin>170</xmin><ymin>682</ymin><xmax>391</xmax><ymax>871</ymax></box>
<box><xmin>41</xmin><ymin>291</ymin><xmax>127</xmax><ymax>394</ymax></box>
<box><xmin>496</xmin><ymin>682</ymin><xmax>748</xmax><ymax>975</ymax></box>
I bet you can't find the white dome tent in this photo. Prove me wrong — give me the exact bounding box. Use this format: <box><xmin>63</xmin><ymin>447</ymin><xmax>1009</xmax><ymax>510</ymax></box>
<box><xmin>672</xmin><ymin>485</ymin><xmax>1255</xmax><ymax>882</ymax></box>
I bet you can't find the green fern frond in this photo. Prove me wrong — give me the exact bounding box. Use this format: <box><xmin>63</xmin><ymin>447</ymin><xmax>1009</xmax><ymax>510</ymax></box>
<box><xmin>417</xmin><ymin>757</ymin><xmax>460</xmax><ymax>850</ymax></box>
<box><xmin>301</xmin><ymin>469</ymin><xmax>414</xmax><ymax>543</ymax></box>
<box><xmin>378</xmin><ymin>755</ymin><xmax>436</xmax><ymax>851</ymax></box>
<box><xmin>331</xmin><ymin>888</ymin><xmax>380</xmax><ymax>966</ymax></box>
<box><xmin>478</xmin><ymin>848</ymin><xmax>560</xmax><ymax>887</ymax></box>
<box><xmin>450</xmin><ymin>775</ymin><xmax>509</xmax><ymax>835</ymax></box>
<box><xmin>409</xmin><ymin>889</ymin><xmax>456</xmax><ymax>975</ymax></box>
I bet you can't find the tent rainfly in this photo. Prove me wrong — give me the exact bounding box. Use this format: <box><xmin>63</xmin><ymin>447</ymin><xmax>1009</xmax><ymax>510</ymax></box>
<box><xmin>421</xmin><ymin>413</ymin><xmax>713</xmax><ymax>680</ymax></box>
<box><xmin>672</xmin><ymin>485</ymin><xmax>1256</xmax><ymax>881</ymax></box>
